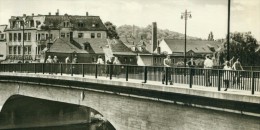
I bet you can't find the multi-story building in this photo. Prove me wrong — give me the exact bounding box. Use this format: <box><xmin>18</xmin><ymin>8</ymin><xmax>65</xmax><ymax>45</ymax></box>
<box><xmin>5</xmin><ymin>10</ymin><xmax>107</xmax><ymax>63</ymax></box>
<box><xmin>0</xmin><ymin>25</ymin><xmax>7</xmax><ymax>62</ymax></box>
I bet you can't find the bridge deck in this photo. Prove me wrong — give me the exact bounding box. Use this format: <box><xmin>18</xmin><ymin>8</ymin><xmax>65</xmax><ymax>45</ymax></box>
<box><xmin>1</xmin><ymin>72</ymin><xmax>259</xmax><ymax>98</ymax></box>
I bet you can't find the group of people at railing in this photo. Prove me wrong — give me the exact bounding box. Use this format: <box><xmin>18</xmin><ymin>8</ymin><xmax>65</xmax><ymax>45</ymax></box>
<box><xmin>162</xmin><ymin>54</ymin><xmax>244</xmax><ymax>91</ymax></box>
<box><xmin>40</xmin><ymin>54</ymin><xmax>246</xmax><ymax>91</ymax></box>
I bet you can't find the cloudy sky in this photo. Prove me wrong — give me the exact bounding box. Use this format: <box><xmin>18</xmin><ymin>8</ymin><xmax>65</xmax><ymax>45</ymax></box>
<box><xmin>0</xmin><ymin>0</ymin><xmax>259</xmax><ymax>40</ymax></box>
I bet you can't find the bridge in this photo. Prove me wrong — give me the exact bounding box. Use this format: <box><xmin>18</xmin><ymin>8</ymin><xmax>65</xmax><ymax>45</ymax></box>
<box><xmin>0</xmin><ymin>63</ymin><xmax>259</xmax><ymax>130</ymax></box>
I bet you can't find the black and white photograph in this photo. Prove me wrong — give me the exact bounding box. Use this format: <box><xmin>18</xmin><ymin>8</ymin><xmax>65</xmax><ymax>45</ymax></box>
<box><xmin>0</xmin><ymin>0</ymin><xmax>259</xmax><ymax>129</ymax></box>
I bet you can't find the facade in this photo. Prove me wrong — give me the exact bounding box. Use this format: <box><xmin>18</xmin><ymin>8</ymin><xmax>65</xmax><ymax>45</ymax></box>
<box><xmin>0</xmin><ymin>25</ymin><xmax>7</xmax><ymax>62</ymax></box>
<box><xmin>5</xmin><ymin>11</ymin><xmax>107</xmax><ymax>63</ymax></box>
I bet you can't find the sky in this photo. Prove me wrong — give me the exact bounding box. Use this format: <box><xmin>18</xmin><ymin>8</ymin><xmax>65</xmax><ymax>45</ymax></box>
<box><xmin>0</xmin><ymin>0</ymin><xmax>259</xmax><ymax>41</ymax></box>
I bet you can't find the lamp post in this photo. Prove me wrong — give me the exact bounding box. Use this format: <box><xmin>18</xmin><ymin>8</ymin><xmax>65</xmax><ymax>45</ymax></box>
<box><xmin>181</xmin><ymin>10</ymin><xmax>192</xmax><ymax>68</ymax></box>
<box><xmin>227</xmin><ymin>0</ymin><xmax>231</xmax><ymax>61</ymax></box>
<box><xmin>22</xmin><ymin>21</ymin><xmax>25</xmax><ymax>63</ymax></box>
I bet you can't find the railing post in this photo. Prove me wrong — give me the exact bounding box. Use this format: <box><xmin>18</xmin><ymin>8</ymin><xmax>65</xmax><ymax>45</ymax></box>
<box><xmin>95</xmin><ymin>64</ymin><xmax>98</xmax><ymax>79</ymax></box>
<box><xmin>42</xmin><ymin>64</ymin><xmax>45</xmax><ymax>74</ymax></box>
<box><xmin>143</xmin><ymin>66</ymin><xmax>147</xmax><ymax>83</ymax></box>
<box><xmin>125</xmin><ymin>65</ymin><xmax>128</xmax><ymax>81</ymax></box>
<box><xmin>71</xmin><ymin>64</ymin><xmax>73</xmax><ymax>76</ymax></box>
<box><xmin>60</xmin><ymin>64</ymin><xmax>63</xmax><ymax>75</ymax></box>
<box><xmin>109</xmin><ymin>65</ymin><xmax>112</xmax><ymax>80</ymax></box>
<box><xmin>189</xmin><ymin>68</ymin><xmax>193</xmax><ymax>88</ymax></box>
<box><xmin>251</xmin><ymin>71</ymin><xmax>255</xmax><ymax>95</ymax></box>
<box><xmin>218</xmin><ymin>70</ymin><xmax>221</xmax><ymax>91</ymax></box>
<box><xmin>165</xmin><ymin>67</ymin><xmax>168</xmax><ymax>85</ymax></box>
<box><xmin>3</xmin><ymin>64</ymin><xmax>5</xmax><ymax>72</ymax></box>
<box><xmin>20</xmin><ymin>64</ymin><xmax>22</xmax><ymax>72</ymax></box>
<box><xmin>34</xmin><ymin>63</ymin><xmax>36</xmax><ymax>74</ymax></box>
<box><xmin>82</xmin><ymin>64</ymin><xmax>84</xmax><ymax>77</ymax></box>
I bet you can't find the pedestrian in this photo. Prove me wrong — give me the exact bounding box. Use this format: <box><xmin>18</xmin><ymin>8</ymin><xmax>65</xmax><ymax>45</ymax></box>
<box><xmin>232</xmin><ymin>58</ymin><xmax>243</xmax><ymax>87</ymax></box>
<box><xmin>223</xmin><ymin>61</ymin><xmax>232</xmax><ymax>91</ymax></box>
<box><xmin>162</xmin><ymin>55</ymin><xmax>172</xmax><ymax>85</ymax></box>
<box><xmin>72</xmin><ymin>57</ymin><xmax>78</xmax><ymax>74</ymax></box>
<box><xmin>113</xmin><ymin>57</ymin><xmax>121</xmax><ymax>78</ymax></box>
<box><xmin>204</xmin><ymin>55</ymin><xmax>213</xmax><ymax>86</ymax></box>
<box><xmin>46</xmin><ymin>55</ymin><xmax>53</xmax><ymax>74</ymax></box>
<box><xmin>96</xmin><ymin>55</ymin><xmax>104</xmax><ymax>76</ymax></box>
<box><xmin>65</xmin><ymin>56</ymin><xmax>71</xmax><ymax>74</ymax></box>
<box><xmin>53</xmin><ymin>56</ymin><xmax>59</xmax><ymax>63</ymax></box>
<box><xmin>187</xmin><ymin>57</ymin><xmax>196</xmax><ymax>67</ymax></box>
<box><xmin>106</xmin><ymin>57</ymin><xmax>113</xmax><ymax>77</ymax></box>
<box><xmin>46</xmin><ymin>55</ymin><xmax>53</xmax><ymax>63</ymax></box>
<box><xmin>53</xmin><ymin>56</ymin><xmax>59</xmax><ymax>74</ymax></box>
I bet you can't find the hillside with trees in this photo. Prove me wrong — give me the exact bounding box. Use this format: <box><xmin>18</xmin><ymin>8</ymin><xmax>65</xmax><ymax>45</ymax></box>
<box><xmin>117</xmin><ymin>24</ymin><xmax>201</xmax><ymax>40</ymax></box>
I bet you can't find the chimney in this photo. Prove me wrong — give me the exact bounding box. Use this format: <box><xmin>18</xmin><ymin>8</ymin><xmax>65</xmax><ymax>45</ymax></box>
<box><xmin>23</xmin><ymin>14</ymin><xmax>26</xmax><ymax>17</ymax></box>
<box><xmin>49</xmin><ymin>12</ymin><xmax>51</xmax><ymax>15</ymax></box>
<box><xmin>157</xmin><ymin>40</ymin><xmax>161</xmax><ymax>54</ymax></box>
<box><xmin>32</xmin><ymin>13</ymin><xmax>34</xmax><ymax>16</ymax></box>
<box><xmin>86</xmin><ymin>12</ymin><xmax>89</xmax><ymax>16</ymax></box>
<box><xmin>152</xmin><ymin>22</ymin><xmax>157</xmax><ymax>52</ymax></box>
<box><xmin>70</xmin><ymin>32</ymin><xmax>73</xmax><ymax>41</ymax></box>
<box><xmin>56</xmin><ymin>9</ymin><xmax>59</xmax><ymax>16</ymax></box>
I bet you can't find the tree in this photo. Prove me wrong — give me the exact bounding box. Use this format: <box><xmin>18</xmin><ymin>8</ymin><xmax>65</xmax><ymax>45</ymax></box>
<box><xmin>104</xmin><ymin>21</ymin><xmax>119</xmax><ymax>39</ymax></box>
<box><xmin>218</xmin><ymin>32</ymin><xmax>259</xmax><ymax>66</ymax></box>
<box><xmin>208</xmin><ymin>31</ymin><xmax>214</xmax><ymax>41</ymax></box>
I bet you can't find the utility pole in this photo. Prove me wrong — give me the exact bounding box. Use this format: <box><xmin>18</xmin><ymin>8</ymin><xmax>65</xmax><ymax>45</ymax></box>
<box><xmin>181</xmin><ymin>9</ymin><xmax>192</xmax><ymax>67</ymax></box>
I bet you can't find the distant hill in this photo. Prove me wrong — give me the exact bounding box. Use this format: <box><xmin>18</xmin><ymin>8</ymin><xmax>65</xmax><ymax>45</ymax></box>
<box><xmin>117</xmin><ymin>24</ymin><xmax>201</xmax><ymax>40</ymax></box>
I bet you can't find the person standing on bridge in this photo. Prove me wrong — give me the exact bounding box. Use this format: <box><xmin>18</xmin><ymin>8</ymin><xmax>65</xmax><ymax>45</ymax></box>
<box><xmin>162</xmin><ymin>55</ymin><xmax>173</xmax><ymax>85</ymax></box>
<box><xmin>96</xmin><ymin>55</ymin><xmax>104</xmax><ymax>76</ymax></box>
<box><xmin>204</xmin><ymin>55</ymin><xmax>213</xmax><ymax>86</ymax></box>
<box><xmin>65</xmin><ymin>56</ymin><xmax>71</xmax><ymax>74</ymax></box>
<box><xmin>46</xmin><ymin>55</ymin><xmax>53</xmax><ymax>74</ymax></box>
<box><xmin>113</xmin><ymin>57</ymin><xmax>121</xmax><ymax>78</ymax></box>
<box><xmin>232</xmin><ymin>58</ymin><xmax>244</xmax><ymax>88</ymax></box>
<box><xmin>223</xmin><ymin>61</ymin><xmax>232</xmax><ymax>91</ymax></box>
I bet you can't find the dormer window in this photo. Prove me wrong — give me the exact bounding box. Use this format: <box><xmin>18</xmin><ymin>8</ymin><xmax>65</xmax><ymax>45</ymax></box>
<box><xmin>84</xmin><ymin>44</ymin><xmax>90</xmax><ymax>51</ymax></box>
<box><xmin>78</xmin><ymin>22</ymin><xmax>84</xmax><ymax>27</ymax></box>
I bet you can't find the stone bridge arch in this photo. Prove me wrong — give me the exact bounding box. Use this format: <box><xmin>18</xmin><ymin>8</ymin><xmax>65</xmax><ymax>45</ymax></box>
<box><xmin>0</xmin><ymin>82</ymin><xmax>120</xmax><ymax>129</ymax></box>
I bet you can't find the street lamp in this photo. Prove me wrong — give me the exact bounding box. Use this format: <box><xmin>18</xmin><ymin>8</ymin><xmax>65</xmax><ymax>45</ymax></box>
<box><xmin>227</xmin><ymin>0</ymin><xmax>231</xmax><ymax>61</ymax></box>
<box><xmin>181</xmin><ymin>9</ymin><xmax>192</xmax><ymax>68</ymax></box>
<box><xmin>17</xmin><ymin>17</ymin><xmax>26</xmax><ymax>63</ymax></box>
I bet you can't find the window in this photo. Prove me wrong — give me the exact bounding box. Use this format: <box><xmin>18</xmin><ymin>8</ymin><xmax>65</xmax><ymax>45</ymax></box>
<box><xmin>91</xmin><ymin>33</ymin><xmax>95</xmax><ymax>38</ymax></box>
<box><xmin>154</xmin><ymin>58</ymin><xmax>157</xmax><ymax>63</ymax></box>
<box><xmin>78</xmin><ymin>33</ymin><xmax>83</xmax><ymax>38</ymax></box>
<box><xmin>24</xmin><ymin>33</ymin><xmax>27</xmax><ymax>41</ymax></box>
<box><xmin>63</xmin><ymin>22</ymin><xmax>66</xmax><ymax>27</ymax></box>
<box><xmin>30</xmin><ymin>20</ymin><xmax>34</xmax><ymax>27</ymax></box>
<box><xmin>18</xmin><ymin>33</ymin><xmax>21</xmax><ymax>41</ymax></box>
<box><xmin>24</xmin><ymin>46</ymin><xmax>28</xmax><ymax>54</ymax></box>
<box><xmin>97</xmin><ymin>33</ymin><xmax>101</xmax><ymax>38</ymax></box>
<box><xmin>9</xmin><ymin>33</ymin><xmax>12</xmax><ymax>41</ymax></box>
<box><xmin>0</xmin><ymin>34</ymin><xmax>4</xmax><ymax>39</ymax></box>
<box><xmin>14</xmin><ymin>33</ymin><xmax>17</xmax><ymax>41</ymax></box>
<box><xmin>61</xmin><ymin>33</ymin><xmax>65</xmax><ymax>38</ymax></box>
<box><xmin>28</xmin><ymin>46</ymin><xmax>31</xmax><ymax>54</ymax></box>
<box><xmin>38</xmin><ymin>34</ymin><xmax>40</xmax><ymax>40</ymax></box>
<box><xmin>171</xmin><ymin>58</ymin><xmax>175</xmax><ymax>64</ymax></box>
<box><xmin>13</xmin><ymin>46</ymin><xmax>17</xmax><ymax>54</ymax></box>
<box><xmin>67</xmin><ymin>33</ymin><xmax>70</xmax><ymax>38</ymax></box>
<box><xmin>9</xmin><ymin>46</ymin><xmax>12</xmax><ymax>54</ymax></box>
<box><xmin>41</xmin><ymin>33</ymin><xmax>45</xmax><ymax>40</ymax></box>
<box><xmin>46</xmin><ymin>34</ymin><xmax>48</xmax><ymax>39</ymax></box>
<box><xmin>28</xmin><ymin>33</ymin><xmax>31</xmax><ymax>41</ymax></box>
<box><xmin>159</xmin><ymin>58</ymin><xmax>162</xmax><ymax>63</ymax></box>
<box><xmin>18</xmin><ymin>46</ymin><xmax>21</xmax><ymax>54</ymax></box>
<box><xmin>50</xmin><ymin>34</ymin><xmax>53</xmax><ymax>40</ymax></box>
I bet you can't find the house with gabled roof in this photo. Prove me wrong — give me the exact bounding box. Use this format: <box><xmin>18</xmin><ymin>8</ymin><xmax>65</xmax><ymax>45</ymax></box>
<box><xmin>157</xmin><ymin>39</ymin><xmax>222</xmax><ymax>65</ymax></box>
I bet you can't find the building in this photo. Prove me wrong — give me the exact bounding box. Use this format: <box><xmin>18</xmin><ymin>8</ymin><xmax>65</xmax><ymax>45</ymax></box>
<box><xmin>5</xmin><ymin>10</ymin><xmax>107</xmax><ymax>63</ymax></box>
<box><xmin>157</xmin><ymin>39</ymin><xmax>222</xmax><ymax>65</ymax></box>
<box><xmin>0</xmin><ymin>25</ymin><xmax>7</xmax><ymax>62</ymax></box>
